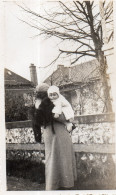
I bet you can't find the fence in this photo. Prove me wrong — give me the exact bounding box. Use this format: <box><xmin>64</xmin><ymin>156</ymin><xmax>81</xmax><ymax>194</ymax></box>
<box><xmin>6</xmin><ymin>112</ymin><xmax>115</xmax><ymax>152</ymax></box>
<box><xmin>6</xmin><ymin>112</ymin><xmax>116</xmax><ymax>189</ymax></box>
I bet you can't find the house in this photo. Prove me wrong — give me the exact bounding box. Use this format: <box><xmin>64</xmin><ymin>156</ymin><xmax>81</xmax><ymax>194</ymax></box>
<box><xmin>5</xmin><ymin>67</ymin><xmax>36</xmax><ymax>89</ymax></box>
<box><xmin>44</xmin><ymin>59</ymin><xmax>111</xmax><ymax>115</ymax></box>
<box><xmin>4</xmin><ymin>65</ymin><xmax>37</xmax><ymax>122</ymax></box>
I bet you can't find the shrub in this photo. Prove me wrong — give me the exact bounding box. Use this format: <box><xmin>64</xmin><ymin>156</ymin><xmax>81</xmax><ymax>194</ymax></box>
<box><xmin>6</xmin><ymin>159</ymin><xmax>45</xmax><ymax>183</ymax></box>
<box><xmin>5</xmin><ymin>90</ymin><xmax>29</xmax><ymax>122</ymax></box>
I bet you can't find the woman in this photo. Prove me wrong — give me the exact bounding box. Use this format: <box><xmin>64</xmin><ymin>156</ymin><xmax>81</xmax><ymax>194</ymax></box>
<box><xmin>33</xmin><ymin>83</ymin><xmax>77</xmax><ymax>191</ymax></box>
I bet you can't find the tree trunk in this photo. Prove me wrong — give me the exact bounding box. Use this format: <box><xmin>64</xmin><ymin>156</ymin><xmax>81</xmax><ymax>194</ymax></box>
<box><xmin>97</xmin><ymin>51</ymin><xmax>112</xmax><ymax>112</ymax></box>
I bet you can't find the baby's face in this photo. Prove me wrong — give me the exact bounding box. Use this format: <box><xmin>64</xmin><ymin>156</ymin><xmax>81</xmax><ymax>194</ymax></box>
<box><xmin>48</xmin><ymin>92</ymin><xmax>59</xmax><ymax>100</ymax></box>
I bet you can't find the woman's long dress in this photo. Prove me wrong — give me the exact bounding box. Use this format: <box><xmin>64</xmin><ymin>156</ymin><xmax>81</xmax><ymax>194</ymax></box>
<box><xmin>44</xmin><ymin>121</ymin><xmax>77</xmax><ymax>191</ymax></box>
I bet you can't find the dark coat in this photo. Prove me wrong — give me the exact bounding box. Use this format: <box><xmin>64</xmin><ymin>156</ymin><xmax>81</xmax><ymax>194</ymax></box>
<box><xmin>30</xmin><ymin>97</ymin><xmax>55</xmax><ymax>143</ymax></box>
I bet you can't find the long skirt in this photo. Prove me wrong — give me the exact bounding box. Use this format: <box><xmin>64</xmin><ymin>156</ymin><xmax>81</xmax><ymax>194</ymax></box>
<box><xmin>44</xmin><ymin>121</ymin><xmax>77</xmax><ymax>190</ymax></box>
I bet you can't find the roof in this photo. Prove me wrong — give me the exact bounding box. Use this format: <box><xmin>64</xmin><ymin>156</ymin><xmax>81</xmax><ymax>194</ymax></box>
<box><xmin>4</xmin><ymin>68</ymin><xmax>34</xmax><ymax>88</ymax></box>
<box><xmin>44</xmin><ymin>59</ymin><xmax>101</xmax><ymax>87</ymax></box>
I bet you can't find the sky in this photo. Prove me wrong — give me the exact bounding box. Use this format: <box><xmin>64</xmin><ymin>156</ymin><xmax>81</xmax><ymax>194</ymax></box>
<box><xmin>4</xmin><ymin>0</ymin><xmax>61</xmax><ymax>83</ymax></box>
<box><xmin>4</xmin><ymin>0</ymin><xmax>95</xmax><ymax>84</ymax></box>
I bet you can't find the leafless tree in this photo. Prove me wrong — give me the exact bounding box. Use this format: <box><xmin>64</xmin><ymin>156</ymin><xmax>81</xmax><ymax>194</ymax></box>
<box><xmin>19</xmin><ymin>1</ymin><xmax>113</xmax><ymax>112</ymax></box>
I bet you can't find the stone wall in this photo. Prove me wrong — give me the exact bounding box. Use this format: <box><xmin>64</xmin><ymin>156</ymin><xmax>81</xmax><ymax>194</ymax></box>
<box><xmin>6</xmin><ymin>113</ymin><xmax>116</xmax><ymax>189</ymax></box>
<box><xmin>6</xmin><ymin>122</ymin><xmax>115</xmax><ymax>145</ymax></box>
<box><xmin>6</xmin><ymin>113</ymin><xmax>115</xmax><ymax>145</ymax></box>
<box><xmin>72</xmin><ymin>122</ymin><xmax>115</xmax><ymax>144</ymax></box>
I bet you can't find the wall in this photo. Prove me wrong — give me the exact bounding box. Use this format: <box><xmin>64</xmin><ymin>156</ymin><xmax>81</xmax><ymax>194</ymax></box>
<box><xmin>6</xmin><ymin>121</ymin><xmax>115</xmax><ymax>145</ymax></box>
<box><xmin>6</xmin><ymin>113</ymin><xmax>116</xmax><ymax>189</ymax></box>
<box><xmin>71</xmin><ymin>80</ymin><xmax>112</xmax><ymax>115</ymax></box>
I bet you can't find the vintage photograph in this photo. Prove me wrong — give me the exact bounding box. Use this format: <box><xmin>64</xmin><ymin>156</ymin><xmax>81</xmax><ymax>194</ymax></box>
<box><xmin>1</xmin><ymin>0</ymin><xmax>116</xmax><ymax>192</ymax></box>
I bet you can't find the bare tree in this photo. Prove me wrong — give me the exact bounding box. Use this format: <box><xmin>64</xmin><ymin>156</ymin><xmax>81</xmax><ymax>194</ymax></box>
<box><xmin>19</xmin><ymin>1</ymin><xmax>113</xmax><ymax>112</ymax></box>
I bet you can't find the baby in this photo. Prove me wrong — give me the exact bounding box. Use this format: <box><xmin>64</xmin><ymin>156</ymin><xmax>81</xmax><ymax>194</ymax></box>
<box><xmin>47</xmin><ymin>85</ymin><xmax>75</xmax><ymax>132</ymax></box>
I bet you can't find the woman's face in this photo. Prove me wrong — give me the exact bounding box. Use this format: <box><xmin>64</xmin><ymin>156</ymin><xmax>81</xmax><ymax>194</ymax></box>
<box><xmin>48</xmin><ymin>92</ymin><xmax>59</xmax><ymax>100</ymax></box>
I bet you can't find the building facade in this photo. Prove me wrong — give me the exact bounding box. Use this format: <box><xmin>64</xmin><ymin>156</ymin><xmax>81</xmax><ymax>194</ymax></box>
<box><xmin>44</xmin><ymin>59</ymin><xmax>112</xmax><ymax>115</ymax></box>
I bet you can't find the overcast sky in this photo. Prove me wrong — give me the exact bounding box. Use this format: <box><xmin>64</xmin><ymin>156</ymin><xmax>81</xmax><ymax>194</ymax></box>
<box><xmin>4</xmin><ymin>0</ymin><xmax>104</xmax><ymax>84</ymax></box>
<box><xmin>4</xmin><ymin>0</ymin><xmax>61</xmax><ymax>82</ymax></box>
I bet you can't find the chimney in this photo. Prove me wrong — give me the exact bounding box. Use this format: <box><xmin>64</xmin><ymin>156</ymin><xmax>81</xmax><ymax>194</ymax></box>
<box><xmin>58</xmin><ymin>64</ymin><xmax>69</xmax><ymax>81</ymax></box>
<box><xmin>29</xmin><ymin>64</ymin><xmax>38</xmax><ymax>86</ymax></box>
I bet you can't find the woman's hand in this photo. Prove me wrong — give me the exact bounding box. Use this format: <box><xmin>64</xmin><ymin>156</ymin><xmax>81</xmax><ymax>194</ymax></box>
<box><xmin>54</xmin><ymin>113</ymin><xmax>60</xmax><ymax>118</ymax></box>
<box><xmin>35</xmin><ymin>99</ymin><xmax>42</xmax><ymax>109</ymax></box>
<box><xmin>54</xmin><ymin>113</ymin><xmax>66</xmax><ymax>123</ymax></box>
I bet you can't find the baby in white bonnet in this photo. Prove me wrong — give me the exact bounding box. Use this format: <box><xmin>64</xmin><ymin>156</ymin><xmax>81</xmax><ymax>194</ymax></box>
<box><xmin>47</xmin><ymin>85</ymin><xmax>74</xmax><ymax>132</ymax></box>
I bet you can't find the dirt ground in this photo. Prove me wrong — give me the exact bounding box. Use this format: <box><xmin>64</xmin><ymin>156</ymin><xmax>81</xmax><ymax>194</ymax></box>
<box><xmin>6</xmin><ymin>155</ymin><xmax>116</xmax><ymax>191</ymax></box>
<box><xmin>7</xmin><ymin>175</ymin><xmax>116</xmax><ymax>191</ymax></box>
<box><xmin>7</xmin><ymin>176</ymin><xmax>45</xmax><ymax>191</ymax></box>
